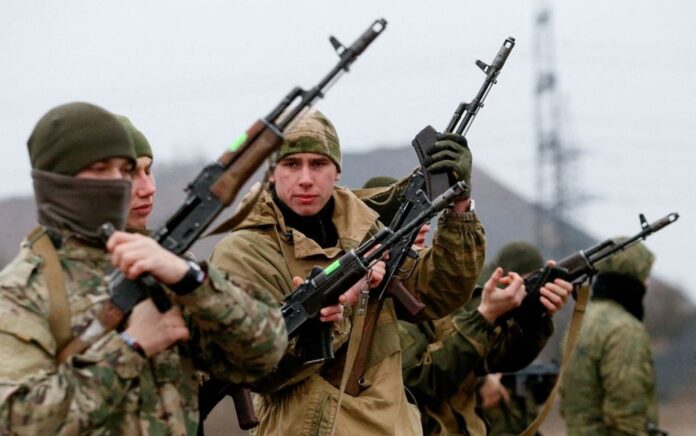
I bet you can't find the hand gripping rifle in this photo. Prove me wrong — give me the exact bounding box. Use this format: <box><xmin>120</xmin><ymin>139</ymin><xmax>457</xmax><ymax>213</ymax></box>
<box><xmin>508</xmin><ymin>212</ymin><xmax>679</xmax><ymax>324</ymax></box>
<box><xmin>282</xmin><ymin>181</ymin><xmax>467</xmax><ymax>362</ymax></box>
<box><xmin>381</xmin><ymin>36</ymin><xmax>517</xmax><ymax>317</ymax></box>
<box><xmin>336</xmin><ymin>37</ymin><xmax>516</xmax><ymax>395</ymax></box>
<box><xmin>198</xmin><ymin>181</ymin><xmax>465</xmax><ymax>429</ymax></box>
<box><xmin>55</xmin><ymin>18</ymin><xmax>388</xmax><ymax>431</ymax></box>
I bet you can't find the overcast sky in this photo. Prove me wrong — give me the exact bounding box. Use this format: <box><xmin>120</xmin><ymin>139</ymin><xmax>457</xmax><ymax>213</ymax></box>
<box><xmin>2</xmin><ymin>1</ymin><xmax>694</xmax><ymax>300</ymax></box>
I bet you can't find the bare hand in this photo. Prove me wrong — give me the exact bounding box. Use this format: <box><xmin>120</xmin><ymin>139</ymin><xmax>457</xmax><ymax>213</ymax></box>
<box><xmin>539</xmin><ymin>260</ymin><xmax>572</xmax><ymax>315</ymax></box>
<box><xmin>479</xmin><ymin>373</ymin><xmax>511</xmax><ymax>409</ymax></box>
<box><xmin>413</xmin><ymin>223</ymin><xmax>431</xmax><ymax>249</ymax></box>
<box><xmin>107</xmin><ymin>231</ymin><xmax>188</xmax><ymax>284</ymax></box>
<box><xmin>124</xmin><ymin>299</ymin><xmax>190</xmax><ymax>357</ymax></box>
<box><xmin>478</xmin><ymin>267</ymin><xmax>526</xmax><ymax>323</ymax></box>
<box><xmin>308</xmin><ymin>257</ymin><xmax>387</xmax><ymax>324</ymax></box>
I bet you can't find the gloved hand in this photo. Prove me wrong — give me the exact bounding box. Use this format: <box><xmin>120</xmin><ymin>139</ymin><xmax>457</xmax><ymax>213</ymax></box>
<box><xmin>424</xmin><ymin>132</ymin><xmax>472</xmax><ymax>198</ymax></box>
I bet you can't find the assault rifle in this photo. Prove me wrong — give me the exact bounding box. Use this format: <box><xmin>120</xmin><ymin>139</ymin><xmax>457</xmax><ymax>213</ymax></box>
<box><xmin>56</xmin><ymin>18</ymin><xmax>388</xmax><ymax>431</ymax></box>
<box><xmin>283</xmin><ymin>181</ymin><xmax>468</xmax><ymax>363</ymax></box>
<box><xmin>509</xmin><ymin>212</ymin><xmax>679</xmax><ymax>324</ymax></box>
<box><xmin>106</xmin><ymin>18</ymin><xmax>388</xmax><ymax>316</ymax></box>
<box><xmin>382</xmin><ymin>36</ymin><xmax>517</xmax><ymax>312</ymax></box>
<box><xmin>340</xmin><ymin>37</ymin><xmax>516</xmax><ymax>394</ymax></box>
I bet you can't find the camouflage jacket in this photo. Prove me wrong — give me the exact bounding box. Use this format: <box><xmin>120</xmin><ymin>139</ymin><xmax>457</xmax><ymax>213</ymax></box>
<box><xmin>400</xmin><ymin>295</ymin><xmax>553</xmax><ymax>436</ymax></box>
<box><xmin>560</xmin><ymin>299</ymin><xmax>658</xmax><ymax>436</ymax></box>
<box><xmin>210</xmin><ymin>185</ymin><xmax>485</xmax><ymax>436</ymax></box>
<box><xmin>0</xmin><ymin>231</ymin><xmax>287</xmax><ymax>435</ymax></box>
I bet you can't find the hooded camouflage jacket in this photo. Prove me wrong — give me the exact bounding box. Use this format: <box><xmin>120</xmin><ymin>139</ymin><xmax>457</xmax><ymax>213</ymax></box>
<box><xmin>400</xmin><ymin>294</ymin><xmax>554</xmax><ymax>436</ymax></box>
<box><xmin>560</xmin><ymin>299</ymin><xmax>658</xmax><ymax>436</ymax></box>
<box><xmin>0</xmin><ymin>230</ymin><xmax>287</xmax><ymax>435</ymax></box>
<box><xmin>210</xmin><ymin>184</ymin><xmax>485</xmax><ymax>436</ymax></box>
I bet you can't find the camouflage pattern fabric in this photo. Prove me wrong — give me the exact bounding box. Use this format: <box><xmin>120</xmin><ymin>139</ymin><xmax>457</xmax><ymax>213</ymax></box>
<box><xmin>0</xmin><ymin>230</ymin><xmax>287</xmax><ymax>435</ymax></box>
<box><xmin>560</xmin><ymin>299</ymin><xmax>658</xmax><ymax>436</ymax></box>
<box><xmin>400</xmin><ymin>295</ymin><xmax>554</xmax><ymax>436</ymax></box>
<box><xmin>210</xmin><ymin>184</ymin><xmax>485</xmax><ymax>435</ymax></box>
<box><xmin>277</xmin><ymin>109</ymin><xmax>342</xmax><ymax>171</ymax></box>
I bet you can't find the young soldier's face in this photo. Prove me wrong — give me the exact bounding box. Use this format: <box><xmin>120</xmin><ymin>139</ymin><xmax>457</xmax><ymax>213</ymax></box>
<box><xmin>75</xmin><ymin>157</ymin><xmax>133</xmax><ymax>181</ymax></box>
<box><xmin>128</xmin><ymin>156</ymin><xmax>156</xmax><ymax>228</ymax></box>
<box><xmin>271</xmin><ymin>153</ymin><xmax>340</xmax><ymax>216</ymax></box>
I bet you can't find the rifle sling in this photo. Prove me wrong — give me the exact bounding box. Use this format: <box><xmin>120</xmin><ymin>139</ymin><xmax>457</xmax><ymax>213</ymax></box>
<box><xmin>520</xmin><ymin>282</ymin><xmax>590</xmax><ymax>436</ymax></box>
<box><xmin>329</xmin><ymin>285</ymin><xmax>371</xmax><ymax>436</ymax></box>
<box><xmin>27</xmin><ymin>227</ymin><xmax>73</xmax><ymax>353</ymax></box>
<box><xmin>344</xmin><ymin>296</ymin><xmax>384</xmax><ymax>396</ymax></box>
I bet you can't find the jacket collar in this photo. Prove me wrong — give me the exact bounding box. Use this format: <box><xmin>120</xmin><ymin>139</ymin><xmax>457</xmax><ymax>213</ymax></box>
<box><xmin>235</xmin><ymin>184</ymin><xmax>379</xmax><ymax>259</ymax></box>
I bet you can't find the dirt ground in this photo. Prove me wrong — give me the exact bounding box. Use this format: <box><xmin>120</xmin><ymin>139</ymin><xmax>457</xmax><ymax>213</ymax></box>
<box><xmin>203</xmin><ymin>396</ymin><xmax>696</xmax><ymax>435</ymax></box>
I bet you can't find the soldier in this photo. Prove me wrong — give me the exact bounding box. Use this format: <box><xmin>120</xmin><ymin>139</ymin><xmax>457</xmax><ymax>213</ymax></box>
<box><xmin>116</xmin><ymin>115</ymin><xmax>156</xmax><ymax>232</ymax></box>
<box><xmin>210</xmin><ymin>109</ymin><xmax>485</xmax><ymax>435</ymax></box>
<box><xmin>400</xmin><ymin>241</ymin><xmax>572</xmax><ymax>435</ymax></box>
<box><xmin>0</xmin><ymin>102</ymin><xmax>287</xmax><ymax>434</ymax></box>
<box><xmin>560</xmin><ymin>239</ymin><xmax>660</xmax><ymax>435</ymax></box>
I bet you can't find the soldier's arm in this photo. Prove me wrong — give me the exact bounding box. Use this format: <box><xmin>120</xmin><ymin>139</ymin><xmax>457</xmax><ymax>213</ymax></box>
<box><xmin>401</xmin><ymin>307</ymin><xmax>497</xmax><ymax>402</ymax></box>
<box><xmin>483</xmin><ymin>314</ymin><xmax>554</xmax><ymax>374</ymax></box>
<box><xmin>0</xmin><ymin>305</ymin><xmax>149</xmax><ymax>433</ymax></box>
<box><xmin>209</xmin><ymin>230</ymin><xmax>349</xmax><ymax>392</ymax></box>
<box><xmin>174</xmin><ymin>264</ymin><xmax>287</xmax><ymax>384</ymax></box>
<box><xmin>107</xmin><ymin>230</ymin><xmax>288</xmax><ymax>384</ymax></box>
<box><xmin>399</xmin><ymin>208</ymin><xmax>486</xmax><ymax>320</ymax></box>
<box><xmin>599</xmin><ymin>323</ymin><xmax>655</xmax><ymax>435</ymax></box>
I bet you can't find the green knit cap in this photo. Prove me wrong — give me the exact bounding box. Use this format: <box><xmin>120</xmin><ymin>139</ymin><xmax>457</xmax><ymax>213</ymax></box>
<box><xmin>596</xmin><ymin>238</ymin><xmax>655</xmax><ymax>282</ymax></box>
<box><xmin>116</xmin><ymin>115</ymin><xmax>152</xmax><ymax>159</ymax></box>
<box><xmin>362</xmin><ymin>176</ymin><xmax>399</xmax><ymax>224</ymax></box>
<box><xmin>28</xmin><ymin>102</ymin><xmax>136</xmax><ymax>175</ymax></box>
<box><xmin>363</xmin><ymin>176</ymin><xmax>397</xmax><ymax>189</ymax></box>
<box><xmin>278</xmin><ymin>109</ymin><xmax>341</xmax><ymax>171</ymax></box>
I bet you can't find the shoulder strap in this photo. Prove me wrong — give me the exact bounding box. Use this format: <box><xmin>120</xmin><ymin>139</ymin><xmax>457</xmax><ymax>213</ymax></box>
<box><xmin>520</xmin><ymin>282</ymin><xmax>591</xmax><ymax>436</ymax></box>
<box><xmin>27</xmin><ymin>226</ymin><xmax>73</xmax><ymax>353</ymax></box>
<box><xmin>329</xmin><ymin>283</ymin><xmax>371</xmax><ymax>436</ymax></box>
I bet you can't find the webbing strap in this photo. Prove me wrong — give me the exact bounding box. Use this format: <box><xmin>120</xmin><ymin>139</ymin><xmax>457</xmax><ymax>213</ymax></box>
<box><xmin>329</xmin><ymin>286</ymin><xmax>371</xmax><ymax>436</ymax></box>
<box><xmin>520</xmin><ymin>282</ymin><xmax>590</xmax><ymax>436</ymax></box>
<box><xmin>27</xmin><ymin>227</ymin><xmax>72</xmax><ymax>353</ymax></box>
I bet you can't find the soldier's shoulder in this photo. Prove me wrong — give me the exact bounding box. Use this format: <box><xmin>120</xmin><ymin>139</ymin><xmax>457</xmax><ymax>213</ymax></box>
<box><xmin>213</xmin><ymin>228</ymin><xmax>279</xmax><ymax>260</ymax></box>
<box><xmin>0</xmin><ymin>245</ymin><xmax>43</xmax><ymax>290</ymax></box>
<box><xmin>589</xmin><ymin>300</ymin><xmax>641</xmax><ymax>329</ymax></box>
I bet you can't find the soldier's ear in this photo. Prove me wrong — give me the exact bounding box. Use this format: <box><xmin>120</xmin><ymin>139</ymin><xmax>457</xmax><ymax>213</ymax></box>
<box><xmin>335</xmin><ymin>170</ymin><xmax>341</xmax><ymax>182</ymax></box>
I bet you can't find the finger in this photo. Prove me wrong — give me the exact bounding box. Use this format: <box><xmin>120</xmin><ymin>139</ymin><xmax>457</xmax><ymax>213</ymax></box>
<box><xmin>424</xmin><ymin>160</ymin><xmax>458</xmax><ymax>175</ymax></box>
<box><xmin>320</xmin><ymin>304</ymin><xmax>343</xmax><ymax>318</ymax></box>
<box><xmin>554</xmin><ymin>279</ymin><xmax>573</xmax><ymax>295</ymax></box>
<box><xmin>539</xmin><ymin>295</ymin><xmax>560</xmax><ymax>314</ymax></box>
<box><xmin>545</xmin><ymin>259</ymin><xmax>557</xmax><ymax>267</ymax></box>
<box><xmin>292</xmin><ymin>276</ymin><xmax>303</xmax><ymax>287</ymax></box>
<box><xmin>540</xmin><ymin>287</ymin><xmax>563</xmax><ymax>306</ymax></box>
<box><xmin>500</xmin><ymin>386</ymin><xmax>511</xmax><ymax>404</ymax></box>
<box><xmin>168</xmin><ymin>326</ymin><xmax>191</xmax><ymax>342</ymax></box>
<box><xmin>484</xmin><ymin>267</ymin><xmax>504</xmax><ymax>290</ymax></box>
<box><xmin>434</xmin><ymin>133</ymin><xmax>468</xmax><ymax>147</ymax></box>
<box><xmin>428</xmin><ymin>145</ymin><xmax>462</xmax><ymax>160</ymax></box>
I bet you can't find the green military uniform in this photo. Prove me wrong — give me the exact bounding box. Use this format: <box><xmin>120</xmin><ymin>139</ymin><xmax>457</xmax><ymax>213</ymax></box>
<box><xmin>560</xmin><ymin>241</ymin><xmax>658</xmax><ymax>436</ymax></box>
<box><xmin>400</xmin><ymin>241</ymin><xmax>552</xmax><ymax>436</ymax></box>
<box><xmin>400</xmin><ymin>296</ymin><xmax>552</xmax><ymax>436</ymax></box>
<box><xmin>210</xmin><ymin>110</ymin><xmax>486</xmax><ymax>435</ymax></box>
<box><xmin>0</xmin><ymin>102</ymin><xmax>287</xmax><ymax>435</ymax></box>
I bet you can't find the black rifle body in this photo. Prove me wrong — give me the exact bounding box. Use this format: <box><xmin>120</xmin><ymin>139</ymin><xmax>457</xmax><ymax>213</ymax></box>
<box><xmin>509</xmin><ymin>213</ymin><xmax>679</xmax><ymax>323</ymax></box>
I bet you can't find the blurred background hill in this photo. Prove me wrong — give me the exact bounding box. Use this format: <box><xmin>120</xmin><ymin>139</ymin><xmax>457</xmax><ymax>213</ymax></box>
<box><xmin>2</xmin><ymin>148</ymin><xmax>693</xmax><ymax>433</ymax></box>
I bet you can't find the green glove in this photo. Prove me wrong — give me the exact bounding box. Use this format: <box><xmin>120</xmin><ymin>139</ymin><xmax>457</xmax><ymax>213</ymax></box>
<box><xmin>424</xmin><ymin>132</ymin><xmax>472</xmax><ymax>198</ymax></box>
